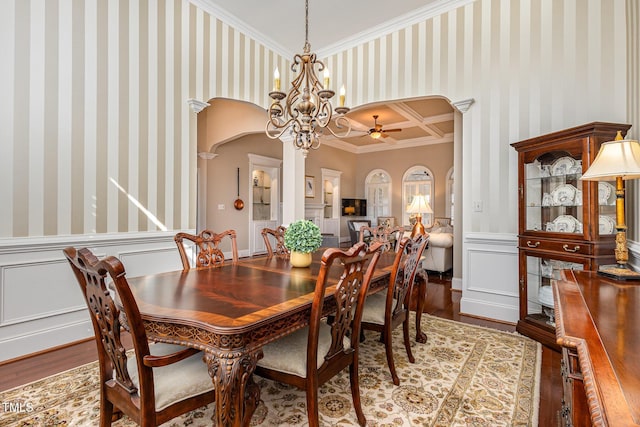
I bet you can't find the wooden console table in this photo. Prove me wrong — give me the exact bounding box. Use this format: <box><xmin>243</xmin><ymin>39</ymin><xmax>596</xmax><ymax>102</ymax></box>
<box><xmin>553</xmin><ymin>270</ymin><xmax>640</xmax><ymax>427</ymax></box>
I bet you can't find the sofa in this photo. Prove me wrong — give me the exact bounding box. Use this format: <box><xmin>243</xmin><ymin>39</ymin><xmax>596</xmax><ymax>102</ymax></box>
<box><xmin>422</xmin><ymin>219</ymin><xmax>453</xmax><ymax>276</ymax></box>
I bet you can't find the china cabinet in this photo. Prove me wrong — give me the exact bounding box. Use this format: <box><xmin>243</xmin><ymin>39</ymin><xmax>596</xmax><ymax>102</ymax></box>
<box><xmin>511</xmin><ymin>122</ymin><xmax>630</xmax><ymax>349</ymax></box>
<box><xmin>248</xmin><ymin>154</ymin><xmax>281</xmax><ymax>255</ymax></box>
<box><xmin>321</xmin><ymin>168</ymin><xmax>342</xmax><ymax>239</ymax></box>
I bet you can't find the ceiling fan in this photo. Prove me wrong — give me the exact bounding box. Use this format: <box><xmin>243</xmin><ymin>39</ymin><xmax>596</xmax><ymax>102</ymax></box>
<box><xmin>365</xmin><ymin>115</ymin><xmax>402</xmax><ymax>139</ymax></box>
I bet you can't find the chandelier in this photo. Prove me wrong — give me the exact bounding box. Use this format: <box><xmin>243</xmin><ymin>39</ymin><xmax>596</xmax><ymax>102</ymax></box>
<box><xmin>265</xmin><ymin>0</ymin><xmax>351</xmax><ymax>157</ymax></box>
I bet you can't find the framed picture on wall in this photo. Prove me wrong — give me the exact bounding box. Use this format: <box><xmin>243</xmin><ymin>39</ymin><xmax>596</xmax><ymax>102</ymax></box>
<box><xmin>305</xmin><ymin>176</ymin><xmax>315</xmax><ymax>198</ymax></box>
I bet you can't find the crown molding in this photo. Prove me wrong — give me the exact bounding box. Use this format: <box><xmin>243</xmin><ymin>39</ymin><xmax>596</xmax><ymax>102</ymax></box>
<box><xmin>189</xmin><ymin>0</ymin><xmax>291</xmax><ymax>59</ymax></box>
<box><xmin>191</xmin><ymin>0</ymin><xmax>477</xmax><ymax>60</ymax></box>
<box><xmin>316</xmin><ymin>0</ymin><xmax>477</xmax><ymax>59</ymax></box>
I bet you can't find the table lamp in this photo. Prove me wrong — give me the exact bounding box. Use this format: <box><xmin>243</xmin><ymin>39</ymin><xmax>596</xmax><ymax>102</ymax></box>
<box><xmin>580</xmin><ymin>131</ymin><xmax>640</xmax><ymax>280</ymax></box>
<box><xmin>407</xmin><ymin>194</ymin><xmax>433</xmax><ymax>238</ymax></box>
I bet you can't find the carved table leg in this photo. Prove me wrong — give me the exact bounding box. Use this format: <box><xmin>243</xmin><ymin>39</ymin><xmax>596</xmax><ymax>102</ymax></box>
<box><xmin>414</xmin><ymin>271</ymin><xmax>428</xmax><ymax>343</ymax></box>
<box><xmin>204</xmin><ymin>349</ymin><xmax>262</xmax><ymax>427</ymax></box>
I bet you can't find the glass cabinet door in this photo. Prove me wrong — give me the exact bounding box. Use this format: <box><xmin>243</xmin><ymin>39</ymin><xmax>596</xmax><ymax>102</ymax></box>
<box><xmin>597</xmin><ymin>181</ymin><xmax>617</xmax><ymax>236</ymax></box>
<box><xmin>524</xmin><ymin>151</ymin><xmax>617</xmax><ymax>238</ymax></box>
<box><xmin>252</xmin><ymin>169</ymin><xmax>272</xmax><ymax>221</ymax></box>
<box><xmin>524</xmin><ymin>151</ymin><xmax>583</xmax><ymax>234</ymax></box>
<box><xmin>525</xmin><ymin>255</ymin><xmax>584</xmax><ymax>327</ymax></box>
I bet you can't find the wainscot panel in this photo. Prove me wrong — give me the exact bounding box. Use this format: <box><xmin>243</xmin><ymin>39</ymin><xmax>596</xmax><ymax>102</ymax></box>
<box><xmin>0</xmin><ymin>232</ymin><xmax>183</xmax><ymax>362</ymax></box>
<box><xmin>460</xmin><ymin>233</ymin><xmax>519</xmax><ymax>323</ymax></box>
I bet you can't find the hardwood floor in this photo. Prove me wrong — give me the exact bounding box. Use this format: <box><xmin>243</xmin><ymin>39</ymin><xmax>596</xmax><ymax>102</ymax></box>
<box><xmin>0</xmin><ymin>273</ymin><xmax>562</xmax><ymax>426</ymax></box>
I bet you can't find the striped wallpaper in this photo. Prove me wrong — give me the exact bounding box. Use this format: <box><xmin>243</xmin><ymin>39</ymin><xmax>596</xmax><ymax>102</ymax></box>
<box><xmin>324</xmin><ymin>0</ymin><xmax>630</xmax><ymax>233</ymax></box>
<box><xmin>0</xmin><ymin>0</ymin><xmax>635</xmax><ymax>238</ymax></box>
<box><xmin>0</xmin><ymin>0</ymin><xmax>288</xmax><ymax>237</ymax></box>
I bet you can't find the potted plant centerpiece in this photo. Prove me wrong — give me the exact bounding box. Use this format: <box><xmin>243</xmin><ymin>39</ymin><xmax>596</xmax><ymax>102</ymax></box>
<box><xmin>284</xmin><ymin>219</ymin><xmax>323</xmax><ymax>268</ymax></box>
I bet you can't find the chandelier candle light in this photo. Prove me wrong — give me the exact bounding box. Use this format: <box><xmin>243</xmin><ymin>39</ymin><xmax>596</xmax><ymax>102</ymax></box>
<box><xmin>580</xmin><ymin>130</ymin><xmax>640</xmax><ymax>280</ymax></box>
<box><xmin>265</xmin><ymin>0</ymin><xmax>351</xmax><ymax>157</ymax></box>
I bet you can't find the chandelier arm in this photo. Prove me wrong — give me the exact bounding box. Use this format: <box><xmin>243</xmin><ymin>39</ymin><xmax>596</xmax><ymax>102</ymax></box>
<box><xmin>265</xmin><ymin>121</ymin><xmax>292</xmax><ymax>140</ymax></box>
<box><xmin>324</xmin><ymin>117</ymin><xmax>352</xmax><ymax>139</ymax></box>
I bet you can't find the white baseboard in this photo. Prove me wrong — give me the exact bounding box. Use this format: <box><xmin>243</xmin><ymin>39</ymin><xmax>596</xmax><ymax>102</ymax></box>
<box><xmin>459</xmin><ymin>295</ymin><xmax>519</xmax><ymax>324</ymax></box>
<box><xmin>0</xmin><ymin>319</ymin><xmax>93</xmax><ymax>362</ymax></box>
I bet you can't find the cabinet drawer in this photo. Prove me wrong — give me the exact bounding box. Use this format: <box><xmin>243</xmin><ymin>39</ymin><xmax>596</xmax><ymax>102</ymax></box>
<box><xmin>519</xmin><ymin>237</ymin><xmax>593</xmax><ymax>256</ymax></box>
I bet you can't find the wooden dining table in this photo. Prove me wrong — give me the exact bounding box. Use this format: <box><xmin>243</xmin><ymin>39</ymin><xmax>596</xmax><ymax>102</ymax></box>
<box><xmin>124</xmin><ymin>249</ymin><xmax>428</xmax><ymax>427</ymax></box>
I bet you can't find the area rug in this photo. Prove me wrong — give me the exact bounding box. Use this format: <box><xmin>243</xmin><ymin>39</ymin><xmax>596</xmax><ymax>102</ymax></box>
<box><xmin>0</xmin><ymin>314</ymin><xmax>540</xmax><ymax>426</ymax></box>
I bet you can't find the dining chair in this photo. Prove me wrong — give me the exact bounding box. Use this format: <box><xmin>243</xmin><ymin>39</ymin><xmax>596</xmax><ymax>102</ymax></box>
<box><xmin>254</xmin><ymin>241</ymin><xmax>383</xmax><ymax>427</ymax></box>
<box><xmin>63</xmin><ymin>247</ymin><xmax>215</xmax><ymax>427</ymax></box>
<box><xmin>358</xmin><ymin>224</ymin><xmax>404</xmax><ymax>252</ymax></box>
<box><xmin>174</xmin><ymin>229</ymin><xmax>238</xmax><ymax>271</ymax></box>
<box><xmin>261</xmin><ymin>225</ymin><xmax>289</xmax><ymax>257</ymax></box>
<box><xmin>361</xmin><ymin>233</ymin><xmax>429</xmax><ymax>385</ymax></box>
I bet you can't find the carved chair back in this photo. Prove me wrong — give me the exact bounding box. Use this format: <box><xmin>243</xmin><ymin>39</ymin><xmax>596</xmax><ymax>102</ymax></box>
<box><xmin>361</xmin><ymin>233</ymin><xmax>429</xmax><ymax>385</ymax></box>
<box><xmin>63</xmin><ymin>247</ymin><xmax>215</xmax><ymax>426</ymax></box>
<box><xmin>261</xmin><ymin>226</ymin><xmax>289</xmax><ymax>257</ymax></box>
<box><xmin>174</xmin><ymin>229</ymin><xmax>238</xmax><ymax>271</ymax></box>
<box><xmin>254</xmin><ymin>241</ymin><xmax>383</xmax><ymax>427</ymax></box>
<box><xmin>358</xmin><ymin>225</ymin><xmax>404</xmax><ymax>252</ymax></box>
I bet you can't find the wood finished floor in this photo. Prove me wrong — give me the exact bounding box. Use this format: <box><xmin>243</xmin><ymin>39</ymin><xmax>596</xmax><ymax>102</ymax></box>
<box><xmin>0</xmin><ymin>273</ymin><xmax>562</xmax><ymax>426</ymax></box>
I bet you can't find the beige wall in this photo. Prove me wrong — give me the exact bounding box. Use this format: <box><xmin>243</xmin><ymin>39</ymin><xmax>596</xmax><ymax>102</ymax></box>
<box><xmin>356</xmin><ymin>143</ymin><xmax>454</xmax><ymax>223</ymax></box>
<box><xmin>202</xmin><ymin>127</ymin><xmax>453</xmax><ymax>247</ymax></box>
<box><xmin>203</xmin><ymin>133</ymin><xmax>281</xmax><ymax>251</ymax></box>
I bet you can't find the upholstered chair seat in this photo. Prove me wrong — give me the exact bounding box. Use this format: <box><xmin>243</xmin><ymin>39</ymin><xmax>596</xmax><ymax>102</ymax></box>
<box><xmin>361</xmin><ymin>293</ymin><xmax>396</xmax><ymax>325</ymax></box>
<box><xmin>126</xmin><ymin>343</ymin><xmax>214</xmax><ymax>412</ymax></box>
<box><xmin>257</xmin><ymin>322</ymin><xmax>351</xmax><ymax>377</ymax></box>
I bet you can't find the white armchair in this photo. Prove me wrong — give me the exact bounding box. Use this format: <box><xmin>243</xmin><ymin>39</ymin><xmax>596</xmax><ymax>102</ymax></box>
<box><xmin>423</xmin><ymin>218</ymin><xmax>453</xmax><ymax>276</ymax></box>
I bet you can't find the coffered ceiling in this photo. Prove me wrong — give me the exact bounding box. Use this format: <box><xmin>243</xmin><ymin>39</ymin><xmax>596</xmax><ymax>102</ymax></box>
<box><xmin>327</xmin><ymin>97</ymin><xmax>455</xmax><ymax>153</ymax></box>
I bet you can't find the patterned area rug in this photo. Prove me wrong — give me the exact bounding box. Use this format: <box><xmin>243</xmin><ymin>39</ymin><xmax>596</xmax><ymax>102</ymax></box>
<box><xmin>1</xmin><ymin>314</ymin><xmax>540</xmax><ymax>426</ymax></box>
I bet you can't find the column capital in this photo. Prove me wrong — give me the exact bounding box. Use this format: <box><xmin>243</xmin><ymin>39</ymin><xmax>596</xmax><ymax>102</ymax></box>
<box><xmin>198</xmin><ymin>152</ymin><xmax>218</xmax><ymax>160</ymax></box>
<box><xmin>452</xmin><ymin>98</ymin><xmax>475</xmax><ymax>113</ymax></box>
<box><xmin>187</xmin><ymin>98</ymin><xmax>211</xmax><ymax>113</ymax></box>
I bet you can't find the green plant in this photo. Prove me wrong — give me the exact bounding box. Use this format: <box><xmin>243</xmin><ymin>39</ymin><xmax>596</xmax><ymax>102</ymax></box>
<box><xmin>284</xmin><ymin>220</ymin><xmax>322</xmax><ymax>253</ymax></box>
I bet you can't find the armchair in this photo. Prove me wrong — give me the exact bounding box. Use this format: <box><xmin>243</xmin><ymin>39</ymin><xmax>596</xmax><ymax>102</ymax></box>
<box><xmin>347</xmin><ymin>220</ymin><xmax>371</xmax><ymax>246</ymax></box>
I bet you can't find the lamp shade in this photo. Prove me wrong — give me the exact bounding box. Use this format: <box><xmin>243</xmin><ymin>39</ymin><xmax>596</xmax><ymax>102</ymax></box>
<box><xmin>407</xmin><ymin>195</ymin><xmax>433</xmax><ymax>214</ymax></box>
<box><xmin>581</xmin><ymin>139</ymin><xmax>640</xmax><ymax>181</ymax></box>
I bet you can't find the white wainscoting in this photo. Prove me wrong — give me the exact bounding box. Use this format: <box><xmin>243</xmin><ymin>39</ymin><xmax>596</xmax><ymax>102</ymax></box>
<box><xmin>460</xmin><ymin>232</ymin><xmax>519</xmax><ymax>324</ymax></box>
<box><xmin>0</xmin><ymin>232</ymin><xmax>184</xmax><ymax>362</ymax></box>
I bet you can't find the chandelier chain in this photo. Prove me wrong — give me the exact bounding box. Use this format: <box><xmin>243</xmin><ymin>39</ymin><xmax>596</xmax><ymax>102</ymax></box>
<box><xmin>304</xmin><ymin>0</ymin><xmax>309</xmax><ymax>51</ymax></box>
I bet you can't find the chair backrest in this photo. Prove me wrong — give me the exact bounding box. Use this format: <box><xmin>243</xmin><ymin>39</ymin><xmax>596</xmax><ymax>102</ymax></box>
<box><xmin>63</xmin><ymin>247</ymin><xmax>150</xmax><ymax>397</ymax></box>
<box><xmin>347</xmin><ymin>220</ymin><xmax>371</xmax><ymax>245</ymax></box>
<box><xmin>174</xmin><ymin>229</ymin><xmax>238</xmax><ymax>270</ymax></box>
<box><xmin>388</xmin><ymin>234</ymin><xmax>430</xmax><ymax>318</ymax></box>
<box><xmin>261</xmin><ymin>226</ymin><xmax>289</xmax><ymax>257</ymax></box>
<box><xmin>358</xmin><ymin>225</ymin><xmax>404</xmax><ymax>252</ymax></box>
<box><xmin>307</xmin><ymin>241</ymin><xmax>383</xmax><ymax>373</ymax></box>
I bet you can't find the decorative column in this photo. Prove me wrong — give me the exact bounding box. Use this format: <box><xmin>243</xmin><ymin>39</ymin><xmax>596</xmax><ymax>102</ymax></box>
<box><xmin>451</xmin><ymin>98</ymin><xmax>474</xmax><ymax>291</ymax></box>
<box><xmin>188</xmin><ymin>98</ymin><xmax>213</xmax><ymax>232</ymax></box>
<box><xmin>280</xmin><ymin>134</ymin><xmax>306</xmax><ymax>226</ymax></box>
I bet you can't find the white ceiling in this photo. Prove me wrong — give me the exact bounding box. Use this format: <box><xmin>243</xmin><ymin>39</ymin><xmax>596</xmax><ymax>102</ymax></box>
<box><xmin>192</xmin><ymin>0</ymin><xmax>464</xmax><ymax>58</ymax></box>
<box><xmin>192</xmin><ymin>0</ymin><xmax>462</xmax><ymax>152</ymax></box>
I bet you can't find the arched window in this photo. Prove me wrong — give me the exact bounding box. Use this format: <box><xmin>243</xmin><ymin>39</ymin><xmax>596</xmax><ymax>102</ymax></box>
<box><xmin>446</xmin><ymin>167</ymin><xmax>454</xmax><ymax>225</ymax></box>
<box><xmin>402</xmin><ymin>166</ymin><xmax>433</xmax><ymax>227</ymax></box>
<box><xmin>365</xmin><ymin>169</ymin><xmax>391</xmax><ymax>219</ymax></box>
